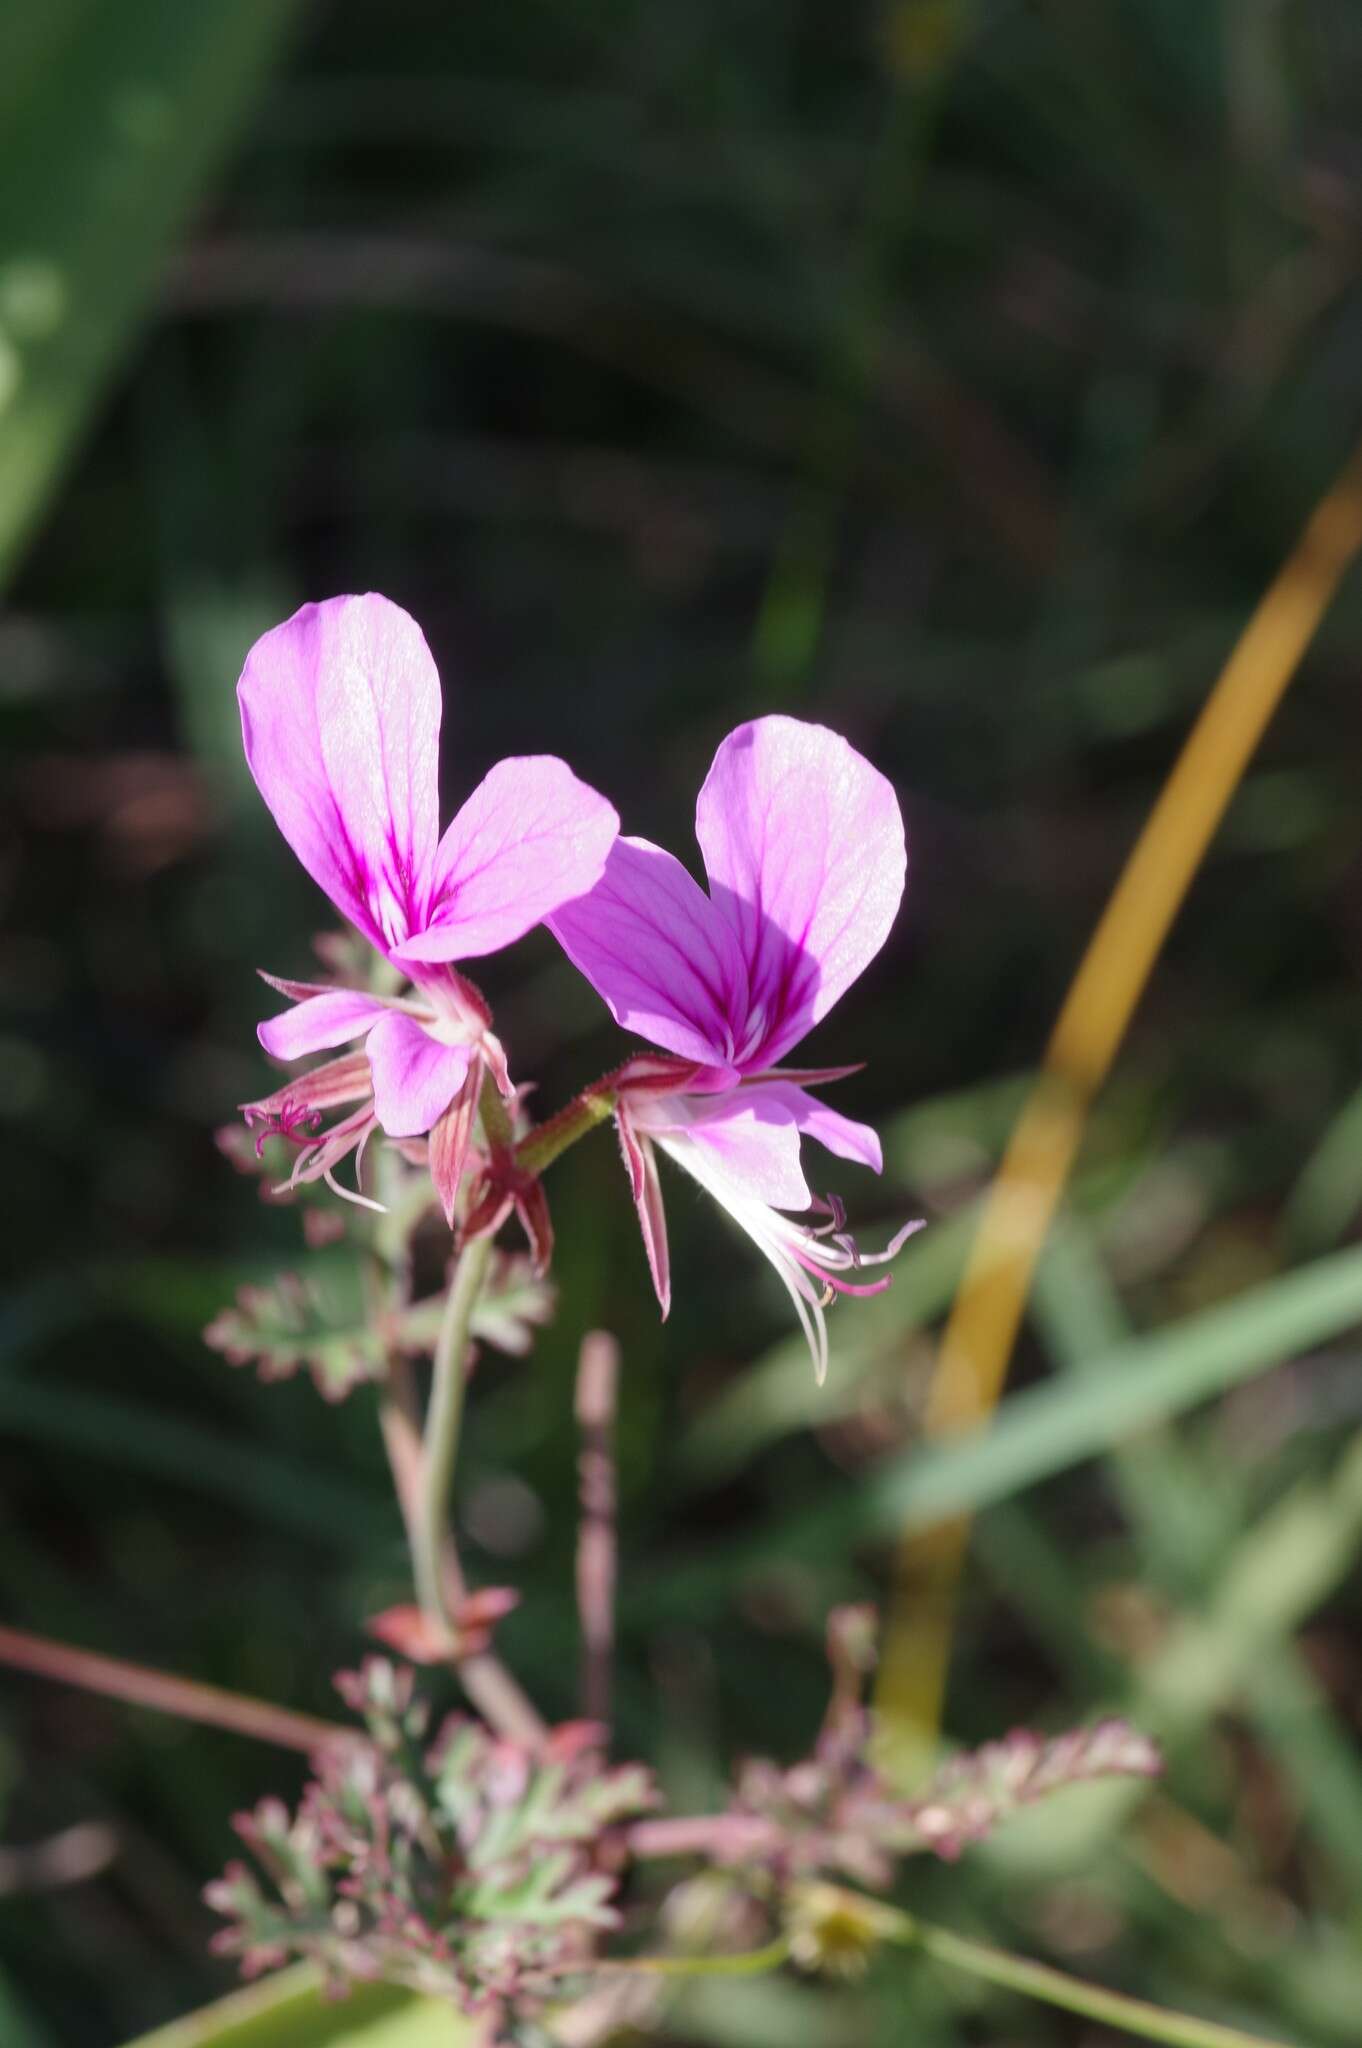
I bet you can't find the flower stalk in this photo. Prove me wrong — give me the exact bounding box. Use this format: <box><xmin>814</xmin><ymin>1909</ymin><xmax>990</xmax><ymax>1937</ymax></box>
<box><xmin>414</xmin><ymin>1233</ymin><xmax>494</xmax><ymax>1645</ymax></box>
<box><xmin>790</xmin><ymin>1883</ymin><xmax>1291</xmax><ymax>2048</ymax></box>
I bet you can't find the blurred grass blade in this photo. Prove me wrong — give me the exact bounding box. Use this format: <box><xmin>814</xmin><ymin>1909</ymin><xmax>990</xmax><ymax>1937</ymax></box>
<box><xmin>1032</xmin><ymin>1222</ymin><xmax>1362</xmax><ymax>1891</ymax></box>
<box><xmin>986</xmin><ymin>1429</ymin><xmax>1362</xmax><ymax>1879</ymax></box>
<box><xmin>0</xmin><ymin>1965</ymin><xmax>55</xmax><ymax>2048</ymax></box>
<box><xmin>0</xmin><ymin>0</ymin><xmax>301</xmax><ymax>587</ymax></box>
<box><xmin>1280</xmin><ymin>1076</ymin><xmax>1362</xmax><ymax>1257</ymax></box>
<box><xmin>0</xmin><ymin>1377</ymin><xmax>392</xmax><ymax>1551</ymax></box>
<box><xmin>679</xmin><ymin>1206</ymin><xmax>975</xmax><ymax>1480</ymax></box>
<box><xmin>121</xmin><ymin>1966</ymin><xmax>463</xmax><ymax>2047</ymax></box>
<box><xmin>864</xmin><ymin>1238</ymin><xmax>1362</xmax><ymax>1537</ymax></box>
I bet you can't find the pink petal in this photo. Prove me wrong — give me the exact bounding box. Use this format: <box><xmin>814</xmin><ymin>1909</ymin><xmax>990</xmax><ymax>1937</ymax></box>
<box><xmin>366</xmin><ymin>1012</ymin><xmax>473</xmax><ymax>1138</ymax></box>
<box><xmin>677</xmin><ymin>1090</ymin><xmax>812</xmax><ymax>1210</ymax></box>
<box><xmin>238</xmin><ymin>595</ymin><xmax>442</xmax><ymax>955</ymax></box>
<box><xmin>753</xmin><ymin>1080</ymin><xmax>883</xmax><ymax>1173</ymax></box>
<box><xmin>547</xmin><ymin>837</ymin><xmax>748</xmax><ymax>1066</ymax></box>
<box><xmin>694</xmin><ymin>717</ymin><xmax>906</xmax><ymax>1067</ymax></box>
<box><xmin>257</xmin><ymin>988</ymin><xmax>391</xmax><ymax>1060</ymax></box>
<box><xmin>394</xmin><ymin>757</ymin><xmax>619</xmax><ymax>963</ymax></box>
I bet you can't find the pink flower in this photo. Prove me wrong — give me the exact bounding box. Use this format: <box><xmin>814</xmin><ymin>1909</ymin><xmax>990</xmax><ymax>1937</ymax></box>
<box><xmin>548</xmin><ymin>716</ymin><xmax>917</xmax><ymax>1379</ymax></box>
<box><xmin>239</xmin><ymin>594</ymin><xmax>618</xmax><ymax>1213</ymax></box>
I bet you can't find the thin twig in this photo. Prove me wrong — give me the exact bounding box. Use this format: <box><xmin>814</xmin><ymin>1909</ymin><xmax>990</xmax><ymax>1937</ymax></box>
<box><xmin>877</xmin><ymin>432</ymin><xmax>1362</xmax><ymax>1762</ymax></box>
<box><xmin>0</xmin><ymin>1822</ymin><xmax>118</xmax><ymax>1897</ymax></box>
<box><xmin>575</xmin><ymin>1330</ymin><xmax>619</xmax><ymax>1730</ymax></box>
<box><xmin>414</xmin><ymin>1236</ymin><xmax>493</xmax><ymax>1633</ymax></box>
<box><xmin>534</xmin><ymin>1937</ymin><xmax>792</xmax><ymax>1982</ymax></box>
<box><xmin>0</xmin><ymin>1624</ymin><xmax>344</xmax><ymax>1754</ymax></box>
<box><xmin>625</xmin><ymin>1813</ymin><xmax>784</xmax><ymax>1861</ymax></box>
<box><xmin>889</xmin><ymin>1904</ymin><xmax>1293</xmax><ymax>2048</ymax></box>
<box><xmin>382</xmin><ymin>1334</ymin><xmax>546</xmax><ymax>1749</ymax></box>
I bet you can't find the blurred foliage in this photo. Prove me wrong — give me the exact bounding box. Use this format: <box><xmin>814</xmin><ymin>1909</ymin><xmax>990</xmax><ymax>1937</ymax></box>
<box><xmin>5</xmin><ymin>0</ymin><xmax>1362</xmax><ymax>2042</ymax></box>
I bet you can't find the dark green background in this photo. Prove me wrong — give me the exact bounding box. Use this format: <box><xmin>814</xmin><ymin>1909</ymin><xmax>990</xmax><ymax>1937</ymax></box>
<box><xmin>5</xmin><ymin>3</ymin><xmax>1362</xmax><ymax>2041</ymax></box>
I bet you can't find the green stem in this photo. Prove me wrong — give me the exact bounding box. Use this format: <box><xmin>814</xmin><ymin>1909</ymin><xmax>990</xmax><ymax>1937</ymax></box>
<box><xmin>515</xmin><ymin>1088</ymin><xmax>616</xmax><ymax>1176</ymax></box>
<box><xmin>414</xmin><ymin>1234</ymin><xmax>494</xmax><ymax>1637</ymax></box>
<box><xmin>889</xmin><ymin>1908</ymin><xmax>1292</xmax><ymax>2048</ymax></box>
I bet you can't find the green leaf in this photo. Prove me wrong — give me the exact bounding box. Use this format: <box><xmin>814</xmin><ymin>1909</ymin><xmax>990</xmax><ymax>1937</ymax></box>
<box><xmin>0</xmin><ymin>0</ymin><xmax>303</xmax><ymax>586</ymax></box>
<box><xmin>120</xmin><ymin>1965</ymin><xmax>466</xmax><ymax>2048</ymax></box>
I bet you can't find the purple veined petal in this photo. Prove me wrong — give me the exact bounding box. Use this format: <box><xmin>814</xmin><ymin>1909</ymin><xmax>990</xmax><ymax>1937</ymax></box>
<box><xmin>257</xmin><ymin>987</ymin><xmax>392</xmax><ymax>1060</ymax></box>
<box><xmin>617</xmin><ymin>1106</ymin><xmax>671</xmax><ymax>1317</ymax></box>
<box><xmin>394</xmin><ymin>757</ymin><xmax>619</xmax><ymax>964</ymax></box>
<box><xmin>238</xmin><ymin>595</ymin><xmax>442</xmax><ymax>955</ymax></box>
<box><xmin>665</xmin><ymin>1088</ymin><xmax>813</xmax><ymax>1210</ymax></box>
<box><xmin>547</xmin><ymin>836</ymin><xmax>749</xmax><ymax>1067</ymax></box>
<box><xmin>366</xmin><ymin>1011</ymin><xmax>474</xmax><ymax>1138</ymax></box>
<box><xmin>745</xmin><ymin>1079</ymin><xmax>883</xmax><ymax>1174</ymax></box>
<box><xmin>694</xmin><ymin>716</ymin><xmax>906</xmax><ymax>1068</ymax></box>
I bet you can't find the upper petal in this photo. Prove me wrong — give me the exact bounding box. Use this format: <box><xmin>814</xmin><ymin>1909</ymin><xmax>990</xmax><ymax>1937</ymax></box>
<box><xmin>694</xmin><ymin>716</ymin><xmax>906</xmax><ymax>1066</ymax></box>
<box><xmin>394</xmin><ymin>756</ymin><xmax>619</xmax><ymax>964</ymax></box>
<box><xmin>547</xmin><ymin>837</ymin><xmax>748</xmax><ymax>1067</ymax></box>
<box><xmin>238</xmin><ymin>595</ymin><xmax>442</xmax><ymax>955</ymax></box>
<box><xmin>366</xmin><ymin>1011</ymin><xmax>474</xmax><ymax>1138</ymax></box>
<box><xmin>257</xmin><ymin>987</ymin><xmax>392</xmax><ymax>1061</ymax></box>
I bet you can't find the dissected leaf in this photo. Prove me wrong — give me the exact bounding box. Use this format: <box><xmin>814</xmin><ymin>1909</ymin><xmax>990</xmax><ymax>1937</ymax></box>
<box><xmin>208</xmin><ymin>1661</ymin><xmax>657</xmax><ymax>2027</ymax></box>
<box><xmin>204</xmin><ymin>1274</ymin><xmax>384</xmax><ymax>1402</ymax></box>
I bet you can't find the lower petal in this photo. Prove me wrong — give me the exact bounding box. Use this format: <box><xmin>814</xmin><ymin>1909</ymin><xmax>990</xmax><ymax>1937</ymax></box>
<box><xmin>674</xmin><ymin>1089</ymin><xmax>812</xmax><ymax>1210</ymax></box>
<box><xmin>366</xmin><ymin>1011</ymin><xmax>473</xmax><ymax>1138</ymax></box>
<box><xmin>752</xmin><ymin>1080</ymin><xmax>883</xmax><ymax>1174</ymax></box>
<box><xmin>258</xmin><ymin>987</ymin><xmax>390</xmax><ymax>1060</ymax></box>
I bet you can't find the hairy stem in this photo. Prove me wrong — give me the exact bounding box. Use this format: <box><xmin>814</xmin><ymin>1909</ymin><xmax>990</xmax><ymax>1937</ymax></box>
<box><xmin>516</xmin><ymin>1088</ymin><xmax>616</xmax><ymax>1176</ymax></box>
<box><xmin>414</xmin><ymin>1233</ymin><xmax>494</xmax><ymax>1638</ymax></box>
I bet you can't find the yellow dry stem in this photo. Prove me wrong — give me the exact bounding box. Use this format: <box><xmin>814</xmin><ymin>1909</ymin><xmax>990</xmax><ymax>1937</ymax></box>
<box><xmin>876</xmin><ymin>439</ymin><xmax>1362</xmax><ymax>1763</ymax></box>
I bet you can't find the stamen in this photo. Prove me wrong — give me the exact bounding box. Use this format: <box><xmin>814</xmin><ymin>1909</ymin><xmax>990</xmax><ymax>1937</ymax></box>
<box><xmin>821</xmin><ymin>1269</ymin><xmax>893</xmax><ymax>1300</ymax></box>
<box><xmin>321</xmin><ymin>1168</ymin><xmax>388</xmax><ymax>1215</ymax></box>
<box><xmin>791</xmin><ymin>1241</ymin><xmax>894</xmax><ymax>1299</ymax></box>
<box><xmin>243</xmin><ymin>1102</ymin><xmax>325</xmax><ymax>1156</ymax></box>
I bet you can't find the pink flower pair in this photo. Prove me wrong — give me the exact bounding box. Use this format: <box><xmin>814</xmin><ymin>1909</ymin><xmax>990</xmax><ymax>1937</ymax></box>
<box><xmin>239</xmin><ymin>594</ymin><xmax>914</xmax><ymax>1375</ymax></box>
